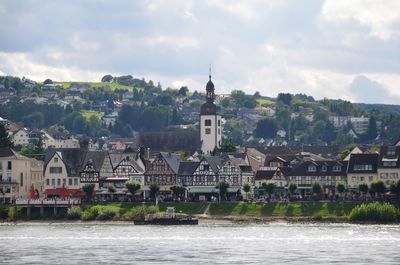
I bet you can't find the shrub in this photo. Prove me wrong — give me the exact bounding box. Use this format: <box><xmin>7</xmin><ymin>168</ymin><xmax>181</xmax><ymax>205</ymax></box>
<box><xmin>97</xmin><ymin>207</ymin><xmax>118</xmax><ymax>221</ymax></box>
<box><xmin>0</xmin><ymin>207</ymin><xmax>8</xmax><ymax>219</ymax></box>
<box><xmin>7</xmin><ymin>207</ymin><xmax>17</xmax><ymax>221</ymax></box>
<box><xmin>67</xmin><ymin>206</ymin><xmax>82</xmax><ymax>220</ymax></box>
<box><xmin>348</xmin><ymin>202</ymin><xmax>399</xmax><ymax>223</ymax></box>
<box><xmin>81</xmin><ymin>206</ymin><xmax>100</xmax><ymax>221</ymax></box>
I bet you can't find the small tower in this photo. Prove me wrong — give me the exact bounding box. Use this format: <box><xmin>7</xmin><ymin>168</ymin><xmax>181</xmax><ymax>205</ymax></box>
<box><xmin>200</xmin><ymin>69</ymin><xmax>222</xmax><ymax>154</ymax></box>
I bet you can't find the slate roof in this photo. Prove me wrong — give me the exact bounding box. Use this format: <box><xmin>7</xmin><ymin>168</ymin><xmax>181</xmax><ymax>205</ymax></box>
<box><xmin>178</xmin><ymin>161</ymin><xmax>199</xmax><ymax>175</ymax></box>
<box><xmin>255</xmin><ymin>170</ymin><xmax>276</xmax><ymax>181</ymax></box>
<box><xmin>347</xmin><ymin>153</ymin><xmax>379</xmax><ymax>174</ymax></box>
<box><xmin>287</xmin><ymin>160</ymin><xmax>348</xmax><ymax>177</ymax></box>
<box><xmin>379</xmin><ymin>145</ymin><xmax>400</xmax><ymax>167</ymax></box>
<box><xmin>204</xmin><ymin>155</ymin><xmax>224</xmax><ymax>173</ymax></box>
<box><xmin>109</xmin><ymin>152</ymin><xmax>145</xmax><ymax>172</ymax></box>
<box><xmin>44</xmin><ymin>148</ymin><xmax>109</xmax><ymax>177</ymax></box>
<box><xmin>160</xmin><ymin>152</ymin><xmax>182</xmax><ymax>174</ymax></box>
<box><xmin>0</xmin><ymin>147</ymin><xmax>17</xmax><ymax>158</ymax></box>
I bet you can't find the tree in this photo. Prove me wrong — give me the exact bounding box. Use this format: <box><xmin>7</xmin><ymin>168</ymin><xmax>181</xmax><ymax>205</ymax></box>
<box><xmin>178</xmin><ymin>86</ymin><xmax>189</xmax><ymax>96</ymax></box>
<box><xmin>82</xmin><ymin>184</ymin><xmax>95</xmax><ymax>202</ymax></box>
<box><xmin>22</xmin><ymin>112</ymin><xmax>44</xmax><ymax>128</ymax></box>
<box><xmin>262</xmin><ymin>181</ymin><xmax>276</xmax><ymax>198</ymax></box>
<box><xmin>108</xmin><ymin>185</ymin><xmax>116</xmax><ymax>201</ymax></box>
<box><xmin>370</xmin><ymin>180</ymin><xmax>385</xmax><ymax>198</ymax></box>
<box><xmin>72</xmin><ymin>115</ymin><xmax>87</xmax><ymax>134</ymax></box>
<box><xmin>125</xmin><ymin>180</ymin><xmax>141</xmax><ymax>201</ymax></box>
<box><xmin>149</xmin><ymin>184</ymin><xmax>160</xmax><ymax>201</ymax></box>
<box><xmin>216</xmin><ymin>182</ymin><xmax>229</xmax><ymax>201</ymax></box>
<box><xmin>277</xmin><ymin>93</ymin><xmax>292</xmax><ymax>106</ymax></box>
<box><xmin>289</xmin><ymin>183</ymin><xmax>297</xmax><ymax>196</ymax></box>
<box><xmin>359</xmin><ymin>183</ymin><xmax>369</xmax><ymax>200</ymax></box>
<box><xmin>43</xmin><ymin>79</ymin><xmax>53</xmax><ymax>85</ymax></box>
<box><xmin>242</xmin><ymin>182</ymin><xmax>251</xmax><ymax>199</ymax></box>
<box><xmin>101</xmin><ymin>75</ymin><xmax>113</xmax><ymax>83</ymax></box>
<box><xmin>254</xmin><ymin>119</ymin><xmax>277</xmax><ymax>139</ymax></box>
<box><xmin>0</xmin><ymin>123</ymin><xmax>13</xmax><ymax>148</ymax></box>
<box><xmin>336</xmin><ymin>182</ymin><xmax>346</xmax><ymax>199</ymax></box>
<box><xmin>366</xmin><ymin>116</ymin><xmax>378</xmax><ymax>141</ymax></box>
<box><xmin>312</xmin><ymin>182</ymin><xmax>322</xmax><ymax>200</ymax></box>
<box><xmin>390</xmin><ymin>180</ymin><xmax>400</xmax><ymax>201</ymax></box>
<box><xmin>170</xmin><ymin>186</ymin><xmax>185</xmax><ymax>200</ymax></box>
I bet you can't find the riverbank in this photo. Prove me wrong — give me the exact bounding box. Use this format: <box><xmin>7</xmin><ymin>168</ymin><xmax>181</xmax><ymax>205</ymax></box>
<box><xmin>2</xmin><ymin>202</ymin><xmax>400</xmax><ymax>224</ymax></box>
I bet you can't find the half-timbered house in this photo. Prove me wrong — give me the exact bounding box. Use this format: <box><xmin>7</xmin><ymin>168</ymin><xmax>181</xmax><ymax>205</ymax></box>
<box><xmin>144</xmin><ymin>152</ymin><xmax>181</xmax><ymax>196</ymax></box>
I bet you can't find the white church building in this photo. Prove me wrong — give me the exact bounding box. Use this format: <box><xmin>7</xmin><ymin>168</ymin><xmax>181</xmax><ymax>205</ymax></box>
<box><xmin>200</xmin><ymin>74</ymin><xmax>222</xmax><ymax>154</ymax></box>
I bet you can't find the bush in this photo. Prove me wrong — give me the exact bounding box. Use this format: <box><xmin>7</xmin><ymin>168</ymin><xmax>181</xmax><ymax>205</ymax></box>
<box><xmin>348</xmin><ymin>202</ymin><xmax>399</xmax><ymax>223</ymax></box>
<box><xmin>0</xmin><ymin>207</ymin><xmax>8</xmax><ymax>219</ymax></box>
<box><xmin>67</xmin><ymin>206</ymin><xmax>82</xmax><ymax>220</ymax></box>
<box><xmin>96</xmin><ymin>207</ymin><xmax>118</xmax><ymax>221</ymax></box>
<box><xmin>81</xmin><ymin>206</ymin><xmax>100</xmax><ymax>221</ymax></box>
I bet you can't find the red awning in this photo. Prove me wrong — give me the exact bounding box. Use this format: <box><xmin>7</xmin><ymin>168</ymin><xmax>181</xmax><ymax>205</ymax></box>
<box><xmin>44</xmin><ymin>188</ymin><xmax>85</xmax><ymax>197</ymax></box>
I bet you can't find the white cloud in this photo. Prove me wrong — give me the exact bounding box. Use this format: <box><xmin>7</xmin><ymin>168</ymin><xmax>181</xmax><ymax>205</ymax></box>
<box><xmin>145</xmin><ymin>35</ymin><xmax>199</xmax><ymax>49</ymax></box>
<box><xmin>0</xmin><ymin>52</ymin><xmax>107</xmax><ymax>81</ymax></box>
<box><xmin>322</xmin><ymin>0</ymin><xmax>400</xmax><ymax>40</ymax></box>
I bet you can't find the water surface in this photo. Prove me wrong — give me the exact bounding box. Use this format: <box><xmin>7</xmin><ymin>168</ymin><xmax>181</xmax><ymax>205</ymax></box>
<box><xmin>0</xmin><ymin>223</ymin><xmax>399</xmax><ymax>264</ymax></box>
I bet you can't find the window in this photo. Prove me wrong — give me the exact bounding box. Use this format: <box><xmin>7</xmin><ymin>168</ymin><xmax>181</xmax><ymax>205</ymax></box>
<box><xmin>20</xmin><ymin>173</ymin><xmax>23</xmax><ymax>187</ymax></box>
<box><xmin>353</xmin><ymin>164</ymin><xmax>372</xmax><ymax>171</ymax></box>
<box><xmin>383</xmin><ymin>161</ymin><xmax>396</xmax><ymax>167</ymax></box>
<box><xmin>51</xmin><ymin>179</ymin><xmax>55</xmax><ymax>186</ymax></box>
<box><xmin>203</xmin><ymin>165</ymin><xmax>210</xmax><ymax>171</ymax></box>
<box><xmin>308</xmin><ymin>165</ymin><xmax>316</xmax><ymax>172</ymax></box>
<box><xmin>218</xmin><ymin>129</ymin><xmax>220</xmax><ymax>135</ymax></box>
<box><xmin>74</xmin><ymin>178</ymin><xmax>78</xmax><ymax>186</ymax></box>
<box><xmin>0</xmin><ymin>162</ymin><xmax>2</xmax><ymax>170</ymax></box>
<box><xmin>7</xmin><ymin>161</ymin><xmax>12</xmax><ymax>170</ymax></box>
<box><xmin>218</xmin><ymin>120</ymin><xmax>221</xmax><ymax>127</ymax></box>
<box><xmin>205</xmin><ymin>119</ymin><xmax>211</xmax><ymax>126</ymax></box>
<box><xmin>54</xmin><ymin>157</ymin><xmax>58</xmax><ymax>163</ymax></box>
<box><xmin>333</xmin><ymin>165</ymin><xmax>341</xmax><ymax>172</ymax></box>
<box><xmin>50</xmin><ymin>167</ymin><xmax>63</xmax><ymax>174</ymax></box>
<box><xmin>321</xmin><ymin>166</ymin><xmax>327</xmax><ymax>172</ymax></box>
<box><xmin>46</xmin><ymin>179</ymin><xmax>50</xmax><ymax>186</ymax></box>
<box><xmin>57</xmin><ymin>179</ymin><xmax>61</xmax><ymax>186</ymax></box>
<box><xmin>205</xmin><ymin>128</ymin><xmax>211</xmax><ymax>135</ymax></box>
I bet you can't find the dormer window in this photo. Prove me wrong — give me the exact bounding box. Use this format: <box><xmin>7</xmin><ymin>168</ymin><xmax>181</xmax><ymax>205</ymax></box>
<box><xmin>333</xmin><ymin>165</ymin><xmax>341</xmax><ymax>172</ymax></box>
<box><xmin>308</xmin><ymin>165</ymin><xmax>316</xmax><ymax>172</ymax></box>
<box><xmin>387</xmin><ymin>146</ymin><xmax>396</xmax><ymax>155</ymax></box>
<box><xmin>321</xmin><ymin>165</ymin><xmax>327</xmax><ymax>172</ymax></box>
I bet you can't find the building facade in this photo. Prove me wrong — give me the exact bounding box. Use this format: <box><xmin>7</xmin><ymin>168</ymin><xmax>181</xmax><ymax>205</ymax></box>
<box><xmin>200</xmin><ymin>74</ymin><xmax>222</xmax><ymax>154</ymax></box>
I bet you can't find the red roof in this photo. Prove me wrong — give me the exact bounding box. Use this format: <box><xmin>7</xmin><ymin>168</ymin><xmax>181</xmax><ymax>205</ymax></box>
<box><xmin>43</xmin><ymin>188</ymin><xmax>85</xmax><ymax>197</ymax></box>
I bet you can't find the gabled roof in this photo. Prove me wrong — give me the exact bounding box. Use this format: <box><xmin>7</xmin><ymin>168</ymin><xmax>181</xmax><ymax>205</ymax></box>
<box><xmin>347</xmin><ymin>153</ymin><xmax>379</xmax><ymax>174</ymax></box>
<box><xmin>178</xmin><ymin>161</ymin><xmax>199</xmax><ymax>175</ymax></box>
<box><xmin>203</xmin><ymin>155</ymin><xmax>223</xmax><ymax>173</ymax></box>
<box><xmin>287</xmin><ymin>160</ymin><xmax>348</xmax><ymax>177</ymax></box>
<box><xmin>0</xmin><ymin>147</ymin><xmax>28</xmax><ymax>159</ymax></box>
<box><xmin>109</xmin><ymin>152</ymin><xmax>145</xmax><ymax>173</ymax></box>
<box><xmin>160</xmin><ymin>152</ymin><xmax>182</xmax><ymax>174</ymax></box>
<box><xmin>255</xmin><ymin>170</ymin><xmax>276</xmax><ymax>181</ymax></box>
<box><xmin>81</xmin><ymin>151</ymin><xmax>109</xmax><ymax>172</ymax></box>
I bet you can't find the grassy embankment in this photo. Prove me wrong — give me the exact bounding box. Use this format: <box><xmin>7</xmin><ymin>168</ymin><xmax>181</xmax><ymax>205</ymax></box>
<box><xmin>3</xmin><ymin>202</ymin><xmax>400</xmax><ymax>223</ymax></box>
<box><xmin>209</xmin><ymin>202</ymin><xmax>359</xmax><ymax>221</ymax></box>
<box><xmin>53</xmin><ymin>81</ymin><xmax>138</xmax><ymax>91</ymax></box>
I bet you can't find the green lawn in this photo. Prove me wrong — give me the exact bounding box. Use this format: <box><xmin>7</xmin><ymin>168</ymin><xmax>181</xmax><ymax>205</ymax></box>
<box><xmin>81</xmin><ymin>110</ymin><xmax>103</xmax><ymax>121</ymax></box>
<box><xmin>256</xmin><ymin>98</ymin><xmax>275</xmax><ymax>106</ymax></box>
<box><xmin>209</xmin><ymin>202</ymin><xmax>359</xmax><ymax>218</ymax></box>
<box><xmin>107</xmin><ymin>202</ymin><xmax>203</xmax><ymax>215</ymax></box>
<box><xmin>53</xmin><ymin>81</ymin><xmax>139</xmax><ymax>91</ymax></box>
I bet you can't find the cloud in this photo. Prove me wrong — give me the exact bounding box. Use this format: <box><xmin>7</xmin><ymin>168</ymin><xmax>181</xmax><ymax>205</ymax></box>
<box><xmin>0</xmin><ymin>1</ymin><xmax>399</xmax><ymax>104</ymax></box>
<box><xmin>349</xmin><ymin>75</ymin><xmax>399</xmax><ymax>104</ymax></box>
<box><xmin>321</xmin><ymin>0</ymin><xmax>400</xmax><ymax>40</ymax></box>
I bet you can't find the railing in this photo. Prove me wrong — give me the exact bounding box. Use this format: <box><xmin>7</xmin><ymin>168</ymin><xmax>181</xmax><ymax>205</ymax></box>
<box><xmin>15</xmin><ymin>198</ymin><xmax>81</xmax><ymax>206</ymax></box>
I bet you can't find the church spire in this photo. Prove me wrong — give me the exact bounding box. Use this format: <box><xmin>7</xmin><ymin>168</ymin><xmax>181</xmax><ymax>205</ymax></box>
<box><xmin>209</xmin><ymin>64</ymin><xmax>212</xmax><ymax>81</ymax></box>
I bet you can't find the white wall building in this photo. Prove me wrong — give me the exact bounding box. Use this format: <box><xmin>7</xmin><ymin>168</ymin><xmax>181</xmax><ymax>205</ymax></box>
<box><xmin>200</xmin><ymin>75</ymin><xmax>222</xmax><ymax>154</ymax></box>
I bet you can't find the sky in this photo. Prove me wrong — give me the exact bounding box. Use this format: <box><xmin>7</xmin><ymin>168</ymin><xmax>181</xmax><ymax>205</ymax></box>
<box><xmin>0</xmin><ymin>0</ymin><xmax>400</xmax><ymax>104</ymax></box>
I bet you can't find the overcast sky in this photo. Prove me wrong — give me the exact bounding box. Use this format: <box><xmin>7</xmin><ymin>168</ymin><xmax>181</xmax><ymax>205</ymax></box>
<box><xmin>1</xmin><ymin>0</ymin><xmax>400</xmax><ymax>104</ymax></box>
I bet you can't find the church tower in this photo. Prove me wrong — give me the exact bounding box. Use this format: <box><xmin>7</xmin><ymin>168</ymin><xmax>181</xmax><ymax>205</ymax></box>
<box><xmin>200</xmin><ymin>71</ymin><xmax>222</xmax><ymax>154</ymax></box>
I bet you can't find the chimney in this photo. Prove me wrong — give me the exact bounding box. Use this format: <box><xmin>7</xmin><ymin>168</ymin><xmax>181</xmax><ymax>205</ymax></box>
<box><xmin>145</xmin><ymin>148</ymin><xmax>150</xmax><ymax>160</ymax></box>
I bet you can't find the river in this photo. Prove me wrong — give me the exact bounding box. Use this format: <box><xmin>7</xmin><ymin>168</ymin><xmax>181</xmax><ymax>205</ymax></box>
<box><xmin>0</xmin><ymin>223</ymin><xmax>399</xmax><ymax>264</ymax></box>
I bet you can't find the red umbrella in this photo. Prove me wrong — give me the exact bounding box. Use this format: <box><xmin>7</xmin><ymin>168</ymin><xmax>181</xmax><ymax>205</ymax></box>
<box><xmin>60</xmin><ymin>184</ymin><xmax>67</xmax><ymax>200</ymax></box>
<box><xmin>30</xmin><ymin>184</ymin><xmax>36</xmax><ymax>199</ymax></box>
